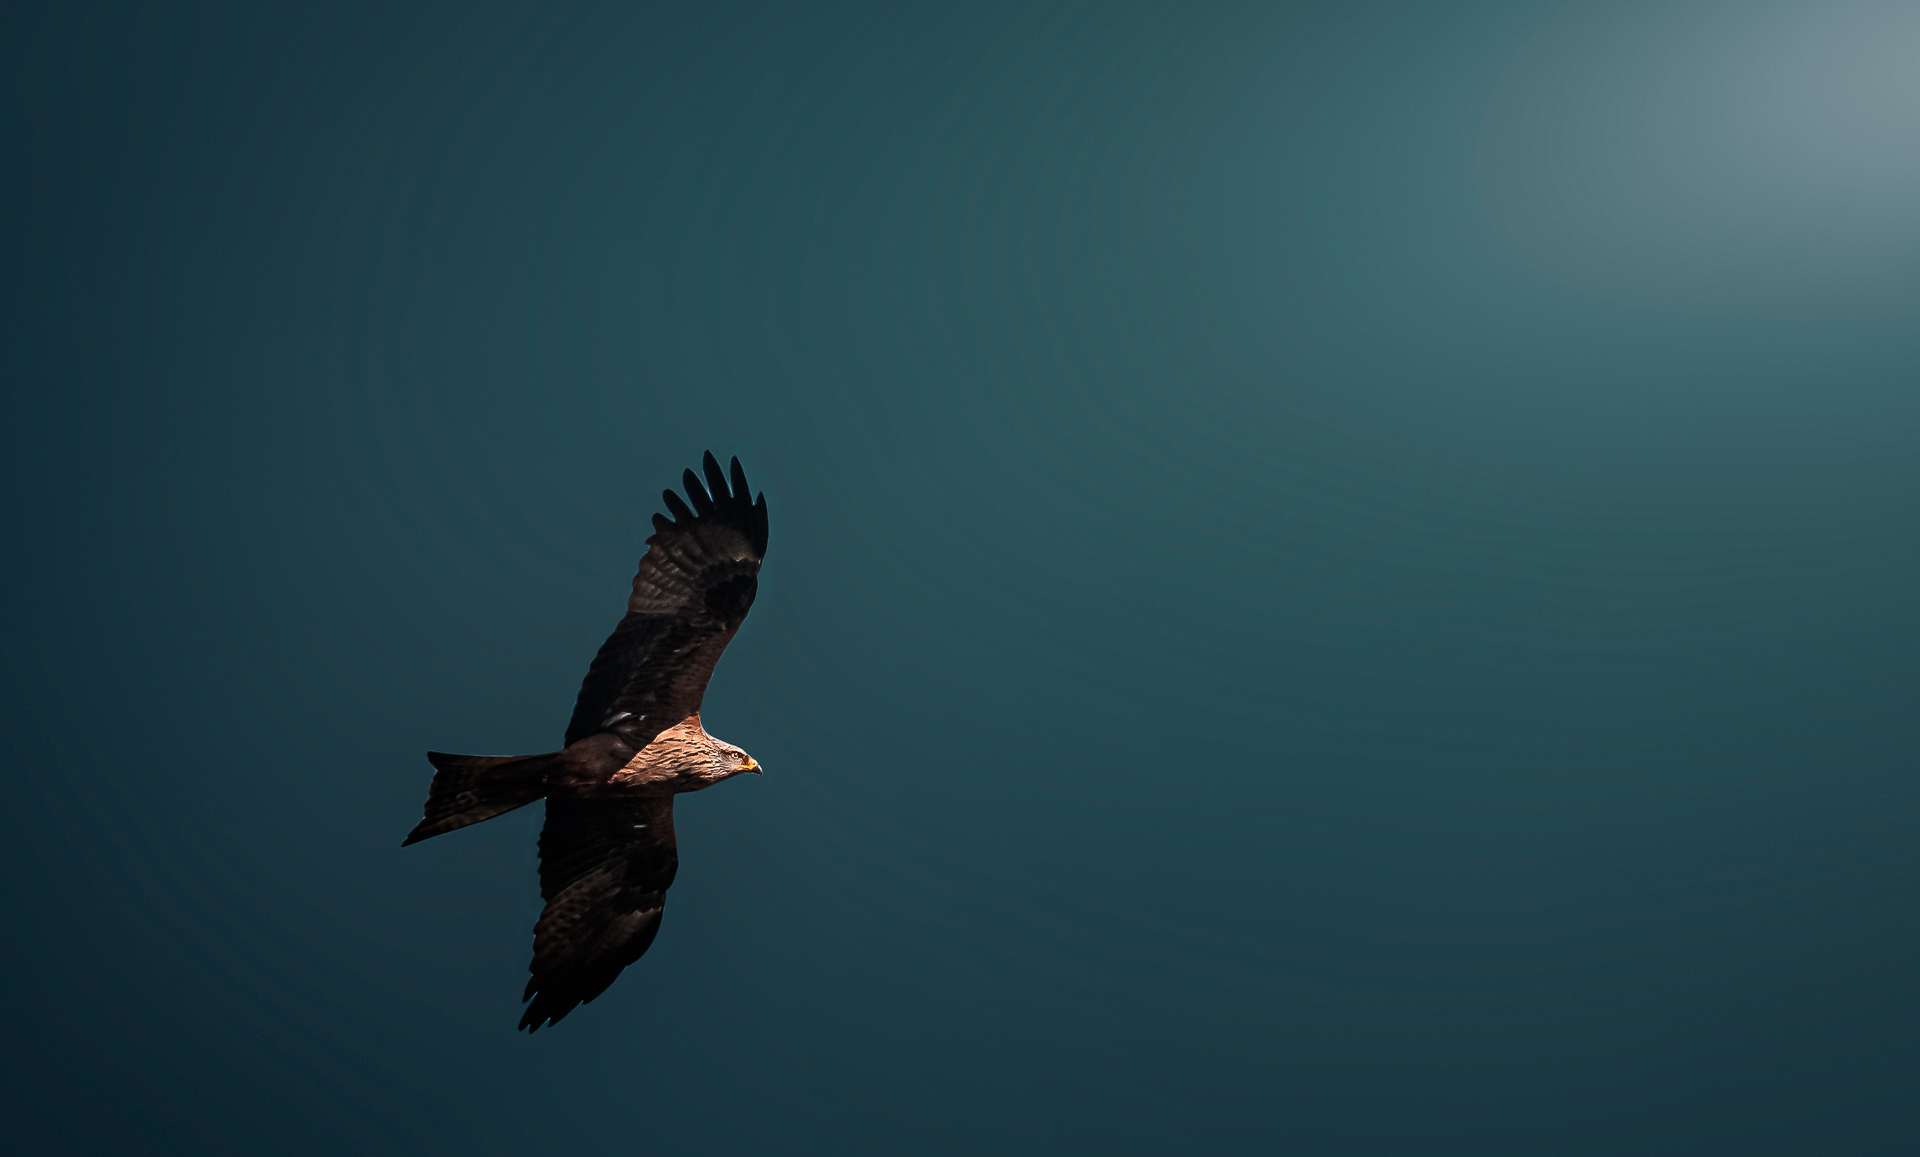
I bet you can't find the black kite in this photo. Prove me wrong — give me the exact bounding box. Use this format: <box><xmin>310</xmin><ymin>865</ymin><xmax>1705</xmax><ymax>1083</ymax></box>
<box><xmin>404</xmin><ymin>452</ymin><xmax>769</xmax><ymax>1031</ymax></box>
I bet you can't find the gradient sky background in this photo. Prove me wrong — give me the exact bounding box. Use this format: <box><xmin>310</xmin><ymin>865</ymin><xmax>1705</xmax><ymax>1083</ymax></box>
<box><xmin>5</xmin><ymin>3</ymin><xmax>1918</xmax><ymax>1153</ymax></box>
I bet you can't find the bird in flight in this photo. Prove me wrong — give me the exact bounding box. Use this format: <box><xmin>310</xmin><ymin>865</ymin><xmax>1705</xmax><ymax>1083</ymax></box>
<box><xmin>404</xmin><ymin>452</ymin><xmax>769</xmax><ymax>1032</ymax></box>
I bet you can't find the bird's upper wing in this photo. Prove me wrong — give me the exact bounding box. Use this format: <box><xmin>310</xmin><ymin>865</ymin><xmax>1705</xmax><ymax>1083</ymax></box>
<box><xmin>563</xmin><ymin>452</ymin><xmax>769</xmax><ymax>747</ymax></box>
<box><xmin>522</xmin><ymin>795</ymin><xmax>679</xmax><ymax>1031</ymax></box>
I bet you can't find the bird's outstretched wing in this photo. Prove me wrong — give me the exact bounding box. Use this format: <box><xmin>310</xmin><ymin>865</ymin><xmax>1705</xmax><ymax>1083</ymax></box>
<box><xmin>522</xmin><ymin>795</ymin><xmax>679</xmax><ymax>1031</ymax></box>
<box><xmin>564</xmin><ymin>451</ymin><xmax>769</xmax><ymax>747</ymax></box>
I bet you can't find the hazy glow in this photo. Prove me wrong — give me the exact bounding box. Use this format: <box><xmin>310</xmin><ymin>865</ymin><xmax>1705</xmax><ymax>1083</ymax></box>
<box><xmin>1474</xmin><ymin>3</ymin><xmax>1920</xmax><ymax>295</ymax></box>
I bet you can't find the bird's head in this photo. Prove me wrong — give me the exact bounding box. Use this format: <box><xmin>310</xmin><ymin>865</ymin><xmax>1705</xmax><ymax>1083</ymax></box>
<box><xmin>704</xmin><ymin>739</ymin><xmax>761</xmax><ymax>784</ymax></box>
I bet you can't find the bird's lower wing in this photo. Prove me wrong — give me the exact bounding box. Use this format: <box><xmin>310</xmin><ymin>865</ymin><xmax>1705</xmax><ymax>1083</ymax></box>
<box><xmin>522</xmin><ymin>796</ymin><xmax>679</xmax><ymax>1032</ymax></box>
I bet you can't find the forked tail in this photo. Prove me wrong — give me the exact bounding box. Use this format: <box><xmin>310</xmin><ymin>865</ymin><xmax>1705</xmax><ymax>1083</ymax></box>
<box><xmin>402</xmin><ymin>751</ymin><xmax>555</xmax><ymax>846</ymax></box>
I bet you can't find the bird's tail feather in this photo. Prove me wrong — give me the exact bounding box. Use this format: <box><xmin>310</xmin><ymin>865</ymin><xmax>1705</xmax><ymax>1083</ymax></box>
<box><xmin>402</xmin><ymin>751</ymin><xmax>555</xmax><ymax>846</ymax></box>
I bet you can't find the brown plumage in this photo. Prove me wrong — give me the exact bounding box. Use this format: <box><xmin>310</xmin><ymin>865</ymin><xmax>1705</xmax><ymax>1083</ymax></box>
<box><xmin>404</xmin><ymin>451</ymin><xmax>769</xmax><ymax>1031</ymax></box>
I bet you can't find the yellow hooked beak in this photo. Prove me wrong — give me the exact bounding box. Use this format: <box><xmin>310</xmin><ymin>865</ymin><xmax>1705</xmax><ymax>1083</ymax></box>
<box><xmin>741</xmin><ymin>756</ymin><xmax>761</xmax><ymax>775</ymax></box>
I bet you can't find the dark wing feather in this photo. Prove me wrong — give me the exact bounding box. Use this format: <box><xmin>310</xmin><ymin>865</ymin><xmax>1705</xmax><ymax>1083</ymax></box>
<box><xmin>564</xmin><ymin>452</ymin><xmax>769</xmax><ymax>746</ymax></box>
<box><xmin>521</xmin><ymin>796</ymin><xmax>679</xmax><ymax>1032</ymax></box>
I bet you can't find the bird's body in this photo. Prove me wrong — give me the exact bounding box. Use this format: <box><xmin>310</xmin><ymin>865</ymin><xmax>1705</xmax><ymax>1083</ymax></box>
<box><xmin>404</xmin><ymin>452</ymin><xmax>769</xmax><ymax>1031</ymax></box>
<box><xmin>549</xmin><ymin>714</ymin><xmax>750</xmax><ymax>796</ymax></box>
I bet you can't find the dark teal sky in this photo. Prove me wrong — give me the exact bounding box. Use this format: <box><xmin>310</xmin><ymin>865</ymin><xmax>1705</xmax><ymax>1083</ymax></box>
<box><xmin>5</xmin><ymin>3</ymin><xmax>1918</xmax><ymax>1153</ymax></box>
